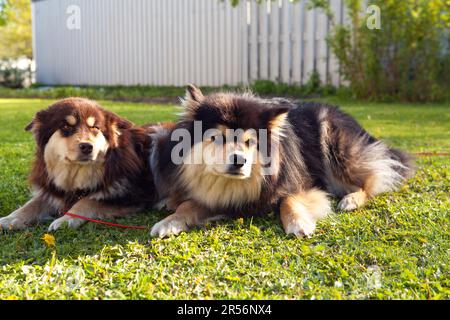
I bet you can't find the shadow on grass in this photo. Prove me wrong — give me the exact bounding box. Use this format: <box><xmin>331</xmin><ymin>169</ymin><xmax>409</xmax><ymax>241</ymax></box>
<box><xmin>0</xmin><ymin>210</ymin><xmax>168</xmax><ymax>266</ymax></box>
<box><xmin>0</xmin><ymin>209</ymin><xmax>292</xmax><ymax>266</ymax></box>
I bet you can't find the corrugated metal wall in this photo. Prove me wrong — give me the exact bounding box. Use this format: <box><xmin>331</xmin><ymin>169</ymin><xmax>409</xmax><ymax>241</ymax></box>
<box><xmin>32</xmin><ymin>0</ymin><xmax>344</xmax><ymax>86</ymax></box>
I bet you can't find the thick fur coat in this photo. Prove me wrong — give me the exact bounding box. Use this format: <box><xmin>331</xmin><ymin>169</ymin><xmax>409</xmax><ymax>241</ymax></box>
<box><xmin>0</xmin><ymin>98</ymin><xmax>159</xmax><ymax>231</ymax></box>
<box><xmin>150</xmin><ymin>86</ymin><xmax>415</xmax><ymax>238</ymax></box>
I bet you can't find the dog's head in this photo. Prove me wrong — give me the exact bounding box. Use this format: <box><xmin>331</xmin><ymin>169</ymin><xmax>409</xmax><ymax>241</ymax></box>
<box><xmin>26</xmin><ymin>98</ymin><xmax>131</xmax><ymax>166</ymax></box>
<box><xmin>180</xmin><ymin>85</ymin><xmax>290</xmax><ymax>180</ymax></box>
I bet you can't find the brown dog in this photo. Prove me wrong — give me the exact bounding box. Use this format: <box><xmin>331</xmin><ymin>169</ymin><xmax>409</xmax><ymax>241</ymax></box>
<box><xmin>0</xmin><ymin>98</ymin><xmax>158</xmax><ymax>231</ymax></box>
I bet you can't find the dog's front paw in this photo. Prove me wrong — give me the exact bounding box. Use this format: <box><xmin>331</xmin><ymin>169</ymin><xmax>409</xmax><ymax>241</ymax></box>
<box><xmin>338</xmin><ymin>191</ymin><xmax>367</xmax><ymax>211</ymax></box>
<box><xmin>150</xmin><ymin>215</ymin><xmax>189</xmax><ymax>238</ymax></box>
<box><xmin>0</xmin><ymin>214</ymin><xmax>28</xmax><ymax>230</ymax></box>
<box><xmin>284</xmin><ymin>216</ymin><xmax>316</xmax><ymax>238</ymax></box>
<box><xmin>337</xmin><ymin>196</ymin><xmax>357</xmax><ymax>211</ymax></box>
<box><xmin>48</xmin><ymin>215</ymin><xmax>86</xmax><ymax>231</ymax></box>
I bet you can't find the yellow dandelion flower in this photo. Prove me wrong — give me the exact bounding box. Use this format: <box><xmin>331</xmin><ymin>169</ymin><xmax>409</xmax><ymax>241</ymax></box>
<box><xmin>41</xmin><ymin>233</ymin><xmax>56</xmax><ymax>247</ymax></box>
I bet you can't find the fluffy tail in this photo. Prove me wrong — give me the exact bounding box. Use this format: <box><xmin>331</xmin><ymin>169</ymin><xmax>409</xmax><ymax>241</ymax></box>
<box><xmin>355</xmin><ymin>140</ymin><xmax>416</xmax><ymax>196</ymax></box>
<box><xmin>388</xmin><ymin>147</ymin><xmax>416</xmax><ymax>180</ymax></box>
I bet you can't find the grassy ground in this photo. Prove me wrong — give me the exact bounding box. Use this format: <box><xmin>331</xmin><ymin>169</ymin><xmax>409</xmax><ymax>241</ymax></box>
<box><xmin>0</xmin><ymin>98</ymin><xmax>448</xmax><ymax>299</ymax></box>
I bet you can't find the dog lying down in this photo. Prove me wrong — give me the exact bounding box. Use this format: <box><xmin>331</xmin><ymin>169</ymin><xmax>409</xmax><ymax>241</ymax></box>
<box><xmin>0</xmin><ymin>98</ymin><xmax>163</xmax><ymax>231</ymax></box>
<box><xmin>149</xmin><ymin>85</ymin><xmax>415</xmax><ymax>238</ymax></box>
<box><xmin>0</xmin><ymin>92</ymin><xmax>415</xmax><ymax>238</ymax></box>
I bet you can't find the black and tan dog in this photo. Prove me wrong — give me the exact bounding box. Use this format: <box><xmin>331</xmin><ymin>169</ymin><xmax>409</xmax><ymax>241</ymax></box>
<box><xmin>150</xmin><ymin>85</ymin><xmax>415</xmax><ymax>238</ymax></box>
<box><xmin>0</xmin><ymin>98</ymin><xmax>159</xmax><ymax>231</ymax></box>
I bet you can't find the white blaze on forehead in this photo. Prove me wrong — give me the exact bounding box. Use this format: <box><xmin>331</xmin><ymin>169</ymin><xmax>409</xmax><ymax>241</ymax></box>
<box><xmin>86</xmin><ymin>116</ymin><xmax>96</xmax><ymax>127</ymax></box>
<box><xmin>65</xmin><ymin>115</ymin><xmax>77</xmax><ymax>126</ymax></box>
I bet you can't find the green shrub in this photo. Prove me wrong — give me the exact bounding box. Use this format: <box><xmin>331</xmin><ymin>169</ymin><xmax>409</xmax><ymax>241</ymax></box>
<box><xmin>250</xmin><ymin>71</ymin><xmax>336</xmax><ymax>98</ymax></box>
<box><xmin>0</xmin><ymin>59</ymin><xmax>32</xmax><ymax>88</ymax></box>
<box><xmin>311</xmin><ymin>0</ymin><xmax>450</xmax><ymax>102</ymax></box>
<box><xmin>250</xmin><ymin>80</ymin><xmax>277</xmax><ymax>95</ymax></box>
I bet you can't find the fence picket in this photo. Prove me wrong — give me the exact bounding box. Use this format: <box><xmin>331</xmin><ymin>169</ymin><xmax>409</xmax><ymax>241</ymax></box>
<box><xmin>33</xmin><ymin>0</ymin><xmax>340</xmax><ymax>86</ymax></box>
<box><xmin>259</xmin><ymin>1</ymin><xmax>269</xmax><ymax>80</ymax></box>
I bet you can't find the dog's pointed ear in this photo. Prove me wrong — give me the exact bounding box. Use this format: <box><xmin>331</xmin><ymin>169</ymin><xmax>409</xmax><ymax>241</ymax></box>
<box><xmin>25</xmin><ymin>120</ymin><xmax>34</xmax><ymax>131</ymax></box>
<box><xmin>181</xmin><ymin>84</ymin><xmax>204</xmax><ymax>120</ymax></box>
<box><xmin>104</xmin><ymin>110</ymin><xmax>133</xmax><ymax>148</ymax></box>
<box><xmin>25</xmin><ymin>109</ymin><xmax>48</xmax><ymax>132</ymax></box>
<box><xmin>186</xmin><ymin>84</ymin><xmax>204</xmax><ymax>103</ymax></box>
<box><xmin>262</xmin><ymin>106</ymin><xmax>290</xmax><ymax>138</ymax></box>
<box><xmin>115</xmin><ymin>116</ymin><xmax>133</xmax><ymax>130</ymax></box>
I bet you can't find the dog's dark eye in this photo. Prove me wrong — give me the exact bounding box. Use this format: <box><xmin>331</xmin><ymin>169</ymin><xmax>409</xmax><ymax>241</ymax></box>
<box><xmin>212</xmin><ymin>134</ymin><xmax>226</xmax><ymax>144</ymax></box>
<box><xmin>245</xmin><ymin>138</ymin><xmax>256</xmax><ymax>147</ymax></box>
<box><xmin>60</xmin><ymin>125</ymin><xmax>74</xmax><ymax>136</ymax></box>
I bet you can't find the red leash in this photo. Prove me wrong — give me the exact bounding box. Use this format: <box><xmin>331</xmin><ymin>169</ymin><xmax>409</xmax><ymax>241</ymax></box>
<box><xmin>64</xmin><ymin>212</ymin><xmax>148</xmax><ymax>230</ymax></box>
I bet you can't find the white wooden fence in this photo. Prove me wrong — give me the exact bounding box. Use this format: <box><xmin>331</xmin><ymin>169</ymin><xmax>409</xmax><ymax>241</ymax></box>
<box><xmin>32</xmin><ymin>0</ymin><xmax>345</xmax><ymax>86</ymax></box>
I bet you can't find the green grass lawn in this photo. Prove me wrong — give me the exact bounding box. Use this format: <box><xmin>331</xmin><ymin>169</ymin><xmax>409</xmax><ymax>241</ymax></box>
<box><xmin>0</xmin><ymin>98</ymin><xmax>449</xmax><ymax>299</ymax></box>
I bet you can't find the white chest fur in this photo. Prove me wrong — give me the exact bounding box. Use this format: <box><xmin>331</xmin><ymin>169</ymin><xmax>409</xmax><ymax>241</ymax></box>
<box><xmin>45</xmin><ymin>160</ymin><xmax>104</xmax><ymax>191</ymax></box>
<box><xmin>180</xmin><ymin>163</ymin><xmax>262</xmax><ymax>209</ymax></box>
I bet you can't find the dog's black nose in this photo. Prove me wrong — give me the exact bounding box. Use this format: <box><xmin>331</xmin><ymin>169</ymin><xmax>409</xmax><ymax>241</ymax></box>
<box><xmin>231</xmin><ymin>154</ymin><xmax>246</xmax><ymax>168</ymax></box>
<box><xmin>79</xmin><ymin>143</ymin><xmax>93</xmax><ymax>155</ymax></box>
